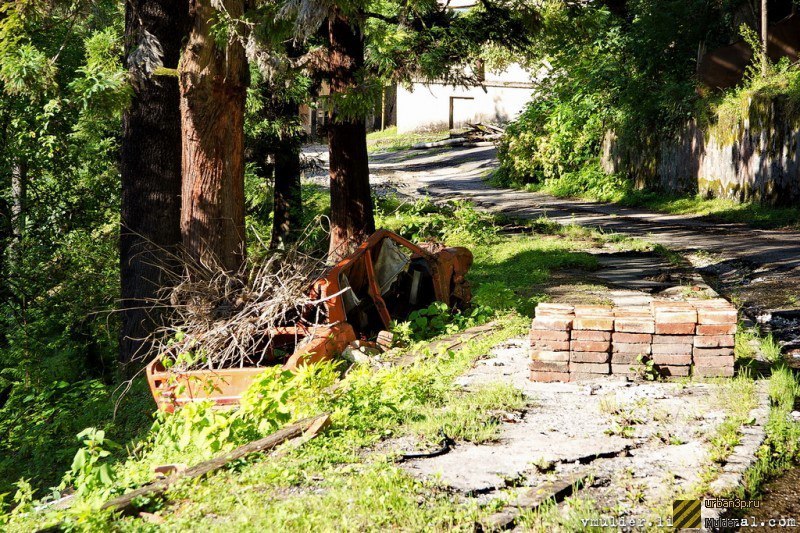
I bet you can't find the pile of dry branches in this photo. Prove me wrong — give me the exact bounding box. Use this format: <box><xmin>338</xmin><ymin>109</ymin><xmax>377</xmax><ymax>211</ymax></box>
<box><xmin>144</xmin><ymin>237</ymin><xmax>329</xmax><ymax>372</ymax></box>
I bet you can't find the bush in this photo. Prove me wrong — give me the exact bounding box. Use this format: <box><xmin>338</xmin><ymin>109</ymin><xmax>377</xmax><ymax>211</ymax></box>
<box><xmin>377</xmin><ymin>197</ymin><xmax>497</xmax><ymax>246</ymax></box>
<box><xmin>497</xmin><ymin>1</ymin><xmax>738</xmax><ymax>191</ymax></box>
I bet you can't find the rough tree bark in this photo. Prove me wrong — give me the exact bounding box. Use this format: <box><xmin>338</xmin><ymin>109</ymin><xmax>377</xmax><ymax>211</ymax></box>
<box><xmin>179</xmin><ymin>0</ymin><xmax>249</xmax><ymax>272</ymax></box>
<box><xmin>761</xmin><ymin>0</ymin><xmax>768</xmax><ymax>76</ymax></box>
<box><xmin>119</xmin><ymin>1</ymin><xmax>186</xmax><ymax>367</ymax></box>
<box><xmin>326</xmin><ymin>8</ymin><xmax>375</xmax><ymax>263</ymax></box>
<box><xmin>270</xmin><ymin>127</ymin><xmax>303</xmax><ymax>249</ymax></box>
<box><xmin>10</xmin><ymin>160</ymin><xmax>26</xmax><ymax>244</ymax></box>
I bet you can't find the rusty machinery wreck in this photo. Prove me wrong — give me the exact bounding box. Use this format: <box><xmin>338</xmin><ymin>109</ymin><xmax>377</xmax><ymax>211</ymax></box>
<box><xmin>147</xmin><ymin>230</ymin><xmax>473</xmax><ymax>411</ymax></box>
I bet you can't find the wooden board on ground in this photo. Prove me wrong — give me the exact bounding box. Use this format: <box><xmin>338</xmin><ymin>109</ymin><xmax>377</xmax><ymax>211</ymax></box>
<box><xmin>393</xmin><ymin>321</ymin><xmax>499</xmax><ymax>368</ymax></box>
<box><xmin>480</xmin><ymin>472</ymin><xmax>588</xmax><ymax>531</ymax></box>
<box><xmin>101</xmin><ymin>414</ymin><xmax>330</xmax><ymax>516</ymax></box>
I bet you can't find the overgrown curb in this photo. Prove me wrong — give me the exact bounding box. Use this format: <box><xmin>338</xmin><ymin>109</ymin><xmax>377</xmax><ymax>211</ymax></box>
<box><xmin>704</xmin><ymin>380</ymin><xmax>770</xmax><ymax>521</ymax></box>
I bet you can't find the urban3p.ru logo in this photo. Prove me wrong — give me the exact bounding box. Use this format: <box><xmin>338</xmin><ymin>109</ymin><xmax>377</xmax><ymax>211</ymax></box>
<box><xmin>673</xmin><ymin>500</ymin><xmax>701</xmax><ymax>529</ymax></box>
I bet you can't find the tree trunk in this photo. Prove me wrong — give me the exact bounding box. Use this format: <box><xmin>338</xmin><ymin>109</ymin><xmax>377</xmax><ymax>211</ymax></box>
<box><xmin>10</xmin><ymin>160</ymin><xmax>26</xmax><ymax>243</ymax></box>
<box><xmin>761</xmin><ymin>0</ymin><xmax>768</xmax><ymax>76</ymax></box>
<box><xmin>326</xmin><ymin>9</ymin><xmax>375</xmax><ymax>263</ymax></box>
<box><xmin>180</xmin><ymin>0</ymin><xmax>249</xmax><ymax>272</ymax></box>
<box><xmin>119</xmin><ymin>0</ymin><xmax>186</xmax><ymax>367</ymax></box>
<box><xmin>270</xmin><ymin>130</ymin><xmax>303</xmax><ymax>249</ymax></box>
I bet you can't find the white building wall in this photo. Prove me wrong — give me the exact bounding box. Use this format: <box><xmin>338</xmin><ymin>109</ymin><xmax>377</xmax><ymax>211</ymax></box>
<box><xmin>396</xmin><ymin>64</ymin><xmax>536</xmax><ymax>133</ymax></box>
<box><xmin>396</xmin><ymin>84</ymin><xmax>534</xmax><ymax>133</ymax></box>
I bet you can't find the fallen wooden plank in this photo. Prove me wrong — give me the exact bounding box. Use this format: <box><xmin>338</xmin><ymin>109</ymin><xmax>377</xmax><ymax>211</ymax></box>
<box><xmin>479</xmin><ymin>472</ymin><xmax>588</xmax><ymax>531</ymax></box>
<box><xmin>100</xmin><ymin>413</ymin><xmax>330</xmax><ymax>516</ymax></box>
<box><xmin>394</xmin><ymin>321</ymin><xmax>499</xmax><ymax>368</ymax></box>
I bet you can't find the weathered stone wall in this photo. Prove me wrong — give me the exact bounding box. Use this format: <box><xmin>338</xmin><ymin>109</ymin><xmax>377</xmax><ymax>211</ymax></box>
<box><xmin>601</xmin><ymin>95</ymin><xmax>800</xmax><ymax>206</ymax></box>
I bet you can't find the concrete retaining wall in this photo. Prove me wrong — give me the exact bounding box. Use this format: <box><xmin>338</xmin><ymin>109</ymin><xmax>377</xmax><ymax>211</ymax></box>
<box><xmin>601</xmin><ymin>95</ymin><xmax>800</xmax><ymax>206</ymax></box>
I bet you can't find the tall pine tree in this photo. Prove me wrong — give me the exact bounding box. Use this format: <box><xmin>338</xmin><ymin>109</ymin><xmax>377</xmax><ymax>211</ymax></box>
<box><xmin>120</xmin><ymin>1</ymin><xmax>187</xmax><ymax>367</ymax></box>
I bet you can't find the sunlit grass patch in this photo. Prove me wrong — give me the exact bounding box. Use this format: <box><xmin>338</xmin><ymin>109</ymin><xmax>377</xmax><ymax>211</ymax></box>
<box><xmin>366</xmin><ymin>126</ymin><xmax>450</xmax><ymax>154</ymax></box>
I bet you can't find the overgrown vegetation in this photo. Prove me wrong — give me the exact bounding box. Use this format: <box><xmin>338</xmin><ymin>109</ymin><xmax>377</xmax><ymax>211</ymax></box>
<box><xmin>738</xmin><ymin>365</ymin><xmax>800</xmax><ymax>499</ymax></box>
<box><xmin>495</xmin><ymin>0</ymin><xmax>800</xmax><ymax>223</ymax></box>
<box><xmin>496</xmin><ymin>0</ymin><xmax>734</xmax><ymax>187</ymax></box>
<box><xmin>707</xmin><ymin>374</ymin><xmax>758</xmax><ymax>464</ymax></box>
<box><xmin>0</xmin><ymin>196</ymin><xmax>614</xmax><ymax>529</ymax></box>
<box><xmin>366</xmin><ymin>127</ymin><xmax>449</xmax><ymax>154</ymax></box>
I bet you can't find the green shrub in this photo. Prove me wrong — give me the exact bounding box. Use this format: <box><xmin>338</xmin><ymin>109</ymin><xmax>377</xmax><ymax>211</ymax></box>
<box><xmin>391</xmin><ymin>302</ymin><xmax>494</xmax><ymax>344</ymax></box>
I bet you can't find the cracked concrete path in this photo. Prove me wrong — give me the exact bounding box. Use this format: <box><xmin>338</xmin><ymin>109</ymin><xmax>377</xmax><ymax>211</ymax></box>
<box><xmin>369</xmin><ymin>145</ymin><xmax>800</xmax><ymax>277</ymax></box>
<box><xmin>399</xmin><ymin>337</ymin><xmax>743</xmax><ymax>518</ymax></box>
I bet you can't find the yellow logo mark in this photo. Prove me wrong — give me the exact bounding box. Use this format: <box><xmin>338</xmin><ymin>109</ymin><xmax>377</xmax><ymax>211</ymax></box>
<box><xmin>673</xmin><ymin>499</ymin><xmax>701</xmax><ymax>529</ymax></box>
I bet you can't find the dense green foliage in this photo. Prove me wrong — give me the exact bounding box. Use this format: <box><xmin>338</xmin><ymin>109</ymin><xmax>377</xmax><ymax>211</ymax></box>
<box><xmin>1</xmin><ymin>194</ymin><xmax>616</xmax><ymax>530</ymax></box>
<box><xmin>495</xmin><ymin>0</ymin><xmax>796</xmax><ymax>197</ymax></box>
<box><xmin>0</xmin><ymin>0</ymin><xmax>145</xmax><ymax>494</ymax></box>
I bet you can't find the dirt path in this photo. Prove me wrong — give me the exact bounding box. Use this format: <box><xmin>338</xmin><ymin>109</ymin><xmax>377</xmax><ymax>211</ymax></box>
<box><xmin>369</xmin><ymin>144</ymin><xmax>800</xmax><ymax>314</ymax></box>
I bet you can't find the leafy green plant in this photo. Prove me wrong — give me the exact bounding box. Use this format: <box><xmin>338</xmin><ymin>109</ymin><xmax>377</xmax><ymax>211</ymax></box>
<box><xmin>633</xmin><ymin>354</ymin><xmax>659</xmax><ymax>382</ymax></box>
<box><xmin>391</xmin><ymin>302</ymin><xmax>493</xmax><ymax>344</ymax></box>
<box><xmin>377</xmin><ymin>198</ymin><xmax>497</xmax><ymax>246</ymax></box>
<box><xmin>60</xmin><ymin>428</ymin><xmax>119</xmax><ymax>500</ymax></box>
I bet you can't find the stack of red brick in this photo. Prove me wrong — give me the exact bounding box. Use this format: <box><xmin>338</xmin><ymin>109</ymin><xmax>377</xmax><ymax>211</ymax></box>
<box><xmin>529</xmin><ymin>299</ymin><xmax>737</xmax><ymax>382</ymax></box>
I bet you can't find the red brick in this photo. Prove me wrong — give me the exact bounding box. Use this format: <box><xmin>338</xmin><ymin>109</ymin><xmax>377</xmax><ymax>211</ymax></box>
<box><xmin>531</xmin><ymin>316</ymin><xmax>573</xmax><ymax>331</ymax></box>
<box><xmin>531</xmin><ymin>340</ymin><xmax>571</xmax><ymax>352</ymax></box>
<box><xmin>654</xmin><ymin>322</ymin><xmax>696</xmax><ymax>335</ymax></box>
<box><xmin>572</xmin><ymin>330</ymin><xmax>612</xmax><ymax>342</ymax></box>
<box><xmin>614</xmin><ymin>306</ymin><xmax>651</xmax><ymax>317</ymax></box>
<box><xmin>569</xmin><ymin>362</ymin><xmax>610</xmax><ymax>374</ymax></box>
<box><xmin>573</xmin><ymin>316</ymin><xmax>614</xmax><ymax>331</ymax></box>
<box><xmin>532</xmin><ymin>350</ymin><xmax>571</xmax><ymax>362</ymax></box>
<box><xmin>611</xmin><ymin>363</ymin><xmax>646</xmax><ymax>375</ymax></box>
<box><xmin>570</xmin><ymin>340</ymin><xmax>611</xmax><ymax>352</ymax></box>
<box><xmin>530</xmin><ymin>329</ymin><xmax>571</xmax><ymax>342</ymax></box>
<box><xmin>696</xmin><ymin>324</ymin><xmax>737</xmax><ymax>335</ymax></box>
<box><xmin>654</xmin><ymin>309</ymin><xmax>697</xmax><ymax>324</ymax></box>
<box><xmin>694</xmin><ymin>335</ymin><xmax>735</xmax><ymax>348</ymax></box>
<box><xmin>652</xmin><ymin>301</ymin><xmax>695</xmax><ymax>311</ymax></box>
<box><xmin>693</xmin><ymin>366</ymin><xmax>735</xmax><ymax>378</ymax></box>
<box><xmin>529</xmin><ymin>360</ymin><xmax>569</xmax><ymax>372</ymax></box>
<box><xmin>697</xmin><ymin>308</ymin><xmax>737</xmax><ymax>325</ymax></box>
<box><xmin>615</xmin><ymin>318</ymin><xmax>655</xmax><ymax>334</ymax></box>
<box><xmin>569</xmin><ymin>372</ymin><xmax>607</xmax><ymax>382</ymax></box>
<box><xmin>652</xmin><ymin>353</ymin><xmax>692</xmax><ymax>365</ymax></box>
<box><xmin>651</xmin><ymin>343</ymin><xmax>693</xmax><ymax>355</ymax></box>
<box><xmin>574</xmin><ymin>305</ymin><xmax>613</xmax><ymax>316</ymax></box>
<box><xmin>571</xmin><ymin>351</ymin><xmax>611</xmax><ymax>363</ymax></box>
<box><xmin>612</xmin><ymin>332</ymin><xmax>652</xmax><ymax>344</ymax></box>
<box><xmin>611</xmin><ymin>352</ymin><xmax>643</xmax><ymax>364</ymax></box>
<box><xmin>652</xmin><ymin>334</ymin><xmax>693</xmax><ymax>344</ymax></box>
<box><xmin>530</xmin><ymin>371</ymin><xmax>570</xmax><ymax>383</ymax></box>
<box><xmin>694</xmin><ymin>347</ymin><xmax>735</xmax><ymax>358</ymax></box>
<box><xmin>693</xmin><ymin>355</ymin><xmax>735</xmax><ymax>368</ymax></box>
<box><xmin>535</xmin><ymin>303</ymin><xmax>575</xmax><ymax>316</ymax></box>
<box><xmin>613</xmin><ymin>342</ymin><xmax>651</xmax><ymax>355</ymax></box>
<box><xmin>694</xmin><ymin>298</ymin><xmax>731</xmax><ymax>308</ymax></box>
<box><xmin>657</xmin><ymin>365</ymin><xmax>691</xmax><ymax>377</ymax></box>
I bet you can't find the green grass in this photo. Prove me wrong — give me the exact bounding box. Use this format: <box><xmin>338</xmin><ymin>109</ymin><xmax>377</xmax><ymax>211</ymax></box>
<box><xmin>705</xmin><ymin>375</ymin><xmax>757</xmax><ymax>466</ymax></box>
<box><xmin>408</xmin><ymin>382</ymin><xmax>528</xmax><ymax>445</ymax></box>
<box><xmin>736</xmin><ymin>326</ymin><xmax>784</xmax><ymax>366</ymax></box>
<box><xmin>734</xmin><ymin>365</ymin><xmax>800</xmax><ymax>501</ymax></box>
<box><xmin>4</xmin><ymin>196</ymin><xmax>626</xmax><ymax>531</ymax></box>
<box><xmin>468</xmin><ymin>235</ymin><xmax>597</xmax><ymax>316</ymax></box>
<box><xmin>616</xmin><ymin>190</ymin><xmax>800</xmax><ymax>230</ymax></box>
<box><xmin>510</xmin><ymin>172</ymin><xmax>800</xmax><ymax>230</ymax></box>
<box><xmin>366</xmin><ymin>126</ymin><xmax>449</xmax><ymax>154</ymax></box>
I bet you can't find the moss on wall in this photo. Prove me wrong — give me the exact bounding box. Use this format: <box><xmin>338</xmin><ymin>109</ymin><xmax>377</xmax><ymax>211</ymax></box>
<box><xmin>602</xmin><ymin>70</ymin><xmax>800</xmax><ymax>206</ymax></box>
